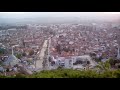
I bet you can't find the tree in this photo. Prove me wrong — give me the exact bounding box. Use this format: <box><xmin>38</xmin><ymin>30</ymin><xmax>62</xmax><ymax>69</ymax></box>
<box><xmin>29</xmin><ymin>50</ymin><xmax>34</xmax><ymax>56</ymax></box>
<box><xmin>56</xmin><ymin>44</ymin><xmax>61</xmax><ymax>54</ymax></box>
<box><xmin>109</xmin><ymin>58</ymin><xmax>114</xmax><ymax>66</ymax></box>
<box><xmin>0</xmin><ymin>48</ymin><xmax>6</xmax><ymax>55</ymax></box>
<box><xmin>94</xmin><ymin>57</ymin><xmax>102</xmax><ymax>62</ymax></box>
<box><xmin>96</xmin><ymin>60</ymin><xmax>111</xmax><ymax>71</ymax></box>
<box><xmin>16</xmin><ymin>53</ymin><xmax>22</xmax><ymax>59</ymax></box>
<box><xmin>22</xmin><ymin>52</ymin><xmax>26</xmax><ymax>57</ymax></box>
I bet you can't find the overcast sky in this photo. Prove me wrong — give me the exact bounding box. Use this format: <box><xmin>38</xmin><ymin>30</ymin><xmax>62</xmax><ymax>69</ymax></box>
<box><xmin>0</xmin><ymin>12</ymin><xmax>120</xmax><ymax>18</ymax></box>
<box><xmin>0</xmin><ymin>12</ymin><xmax>120</xmax><ymax>24</ymax></box>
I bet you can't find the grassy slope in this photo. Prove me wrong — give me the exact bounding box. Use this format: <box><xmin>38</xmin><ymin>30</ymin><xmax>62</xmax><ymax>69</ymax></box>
<box><xmin>1</xmin><ymin>69</ymin><xmax>120</xmax><ymax>78</ymax></box>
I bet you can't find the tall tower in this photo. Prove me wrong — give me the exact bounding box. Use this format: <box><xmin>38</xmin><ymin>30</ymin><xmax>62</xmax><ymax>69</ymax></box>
<box><xmin>115</xmin><ymin>27</ymin><xmax>120</xmax><ymax>59</ymax></box>
<box><xmin>12</xmin><ymin>46</ymin><xmax>14</xmax><ymax>55</ymax></box>
<box><xmin>117</xmin><ymin>36</ymin><xmax>120</xmax><ymax>59</ymax></box>
<box><xmin>117</xmin><ymin>47</ymin><xmax>120</xmax><ymax>59</ymax></box>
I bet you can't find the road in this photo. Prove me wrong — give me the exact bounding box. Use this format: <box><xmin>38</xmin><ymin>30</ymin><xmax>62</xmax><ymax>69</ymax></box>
<box><xmin>35</xmin><ymin>39</ymin><xmax>48</xmax><ymax>70</ymax></box>
<box><xmin>45</xmin><ymin>37</ymin><xmax>51</xmax><ymax>70</ymax></box>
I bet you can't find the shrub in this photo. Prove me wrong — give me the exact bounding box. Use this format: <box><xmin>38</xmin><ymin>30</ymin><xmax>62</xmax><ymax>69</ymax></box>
<box><xmin>16</xmin><ymin>53</ymin><xmax>22</xmax><ymax>59</ymax></box>
<box><xmin>1</xmin><ymin>69</ymin><xmax>120</xmax><ymax>78</ymax></box>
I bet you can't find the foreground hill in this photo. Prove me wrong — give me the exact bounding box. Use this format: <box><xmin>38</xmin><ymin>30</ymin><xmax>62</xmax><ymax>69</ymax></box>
<box><xmin>1</xmin><ymin>69</ymin><xmax>120</xmax><ymax>78</ymax></box>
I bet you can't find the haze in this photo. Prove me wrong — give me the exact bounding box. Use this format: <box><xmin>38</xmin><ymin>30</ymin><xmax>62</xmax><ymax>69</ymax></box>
<box><xmin>0</xmin><ymin>12</ymin><xmax>120</xmax><ymax>24</ymax></box>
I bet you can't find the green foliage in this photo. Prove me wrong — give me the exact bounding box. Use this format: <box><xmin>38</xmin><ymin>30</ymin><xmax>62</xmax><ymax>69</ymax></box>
<box><xmin>14</xmin><ymin>74</ymin><xmax>27</xmax><ymax>78</ymax></box>
<box><xmin>0</xmin><ymin>69</ymin><xmax>120</xmax><ymax>78</ymax></box>
<box><xmin>28</xmin><ymin>69</ymin><xmax>120</xmax><ymax>78</ymax></box>
<box><xmin>96</xmin><ymin>60</ymin><xmax>111</xmax><ymax>71</ymax></box>
<box><xmin>113</xmin><ymin>69</ymin><xmax>120</xmax><ymax>78</ymax></box>
<box><xmin>57</xmin><ymin>66</ymin><xmax>64</xmax><ymax>70</ymax></box>
<box><xmin>94</xmin><ymin>57</ymin><xmax>102</xmax><ymax>62</ymax></box>
<box><xmin>16</xmin><ymin>53</ymin><xmax>22</xmax><ymax>59</ymax></box>
<box><xmin>0</xmin><ymin>48</ymin><xmax>6</xmax><ymax>55</ymax></box>
<box><xmin>1</xmin><ymin>57</ymin><xmax>120</xmax><ymax>78</ymax></box>
<box><xmin>108</xmin><ymin>58</ymin><xmax>115</xmax><ymax>66</ymax></box>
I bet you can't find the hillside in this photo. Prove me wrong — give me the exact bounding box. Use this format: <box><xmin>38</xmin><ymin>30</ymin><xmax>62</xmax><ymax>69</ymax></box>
<box><xmin>1</xmin><ymin>69</ymin><xmax>120</xmax><ymax>78</ymax></box>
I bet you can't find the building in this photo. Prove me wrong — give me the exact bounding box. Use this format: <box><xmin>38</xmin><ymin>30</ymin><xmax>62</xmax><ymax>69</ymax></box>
<box><xmin>3</xmin><ymin>55</ymin><xmax>20</xmax><ymax>66</ymax></box>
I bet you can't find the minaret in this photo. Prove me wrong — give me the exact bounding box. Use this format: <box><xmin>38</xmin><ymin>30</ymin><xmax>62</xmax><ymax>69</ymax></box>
<box><xmin>115</xmin><ymin>28</ymin><xmax>120</xmax><ymax>59</ymax></box>
<box><xmin>70</xmin><ymin>59</ymin><xmax>73</xmax><ymax>68</ymax></box>
<box><xmin>11</xmin><ymin>45</ymin><xmax>19</xmax><ymax>55</ymax></box>
<box><xmin>117</xmin><ymin>46</ymin><xmax>120</xmax><ymax>59</ymax></box>
<box><xmin>117</xmin><ymin>35</ymin><xmax>120</xmax><ymax>59</ymax></box>
<box><xmin>12</xmin><ymin>46</ymin><xmax>14</xmax><ymax>55</ymax></box>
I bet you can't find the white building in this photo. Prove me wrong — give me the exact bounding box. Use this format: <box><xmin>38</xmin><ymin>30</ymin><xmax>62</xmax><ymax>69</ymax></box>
<box><xmin>3</xmin><ymin>55</ymin><xmax>20</xmax><ymax>66</ymax></box>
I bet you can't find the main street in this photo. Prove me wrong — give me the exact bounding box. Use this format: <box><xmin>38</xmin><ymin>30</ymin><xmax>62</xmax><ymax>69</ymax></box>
<box><xmin>35</xmin><ymin>39</ymin><xmax>48</xmax><ymax>71</ymax></box>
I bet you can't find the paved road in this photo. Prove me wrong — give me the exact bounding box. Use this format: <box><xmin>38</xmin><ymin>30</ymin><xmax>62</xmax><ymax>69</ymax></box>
<box><xmin>45</xmin><ymin>37</ymin><xmax>51</xmax><ymax>70</ymax></box>
<box><xmin>35</xmin><ymin>39</ymin><xmax>48</xmax><ymax>70</ymax></box>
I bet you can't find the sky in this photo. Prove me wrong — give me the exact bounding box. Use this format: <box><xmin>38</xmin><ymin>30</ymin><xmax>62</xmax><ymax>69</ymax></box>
<box><xmin>0</xmin><ymin>12</ymin><xmax>120</xmax><ymax>23</ymax></box>
<box><xmin>0</xmin><ymin>12</ymin><xmax>120</xmax><ymax>18</ymax></box>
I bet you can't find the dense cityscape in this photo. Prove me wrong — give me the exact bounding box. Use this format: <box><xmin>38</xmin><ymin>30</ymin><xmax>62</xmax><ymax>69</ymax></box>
<box><xmin>0</xmin><ymin>12</ymin><xmax>120</xmax><ymax>78</ymax></box>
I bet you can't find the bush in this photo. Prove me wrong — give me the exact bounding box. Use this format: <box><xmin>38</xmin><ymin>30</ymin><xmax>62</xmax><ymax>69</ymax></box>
<box><xmin>0</xmin><ymin>48</ymin><xmax>6</xmax><ymax>55</ymax></box>
<box><xmin>114</xmin><ymin>69</ymin><xmax>120</xmax><ymax>78</ymax></box>
<box><xmin>1</xmin><ymin>69</ymin><xmax>120</xmax><ymax>78</ymax></box>
<box><xmin>29</xmin><ymin>50</ymin><xmax>34</xmax><ymax>56</ymax></box>
<box><xmin>14</xmin><ymin>74</ymin><xmax>27</xmax><ymax>78</ymax></box>
<box><xmin>16</xmin><ymin>53</ymin><xmax>22</xmax><ymax>59</ymax></box>
<box><xmin>22</xmin><ymin>52</ymin><xmax>26</xmax><ymax>56</ymax></box>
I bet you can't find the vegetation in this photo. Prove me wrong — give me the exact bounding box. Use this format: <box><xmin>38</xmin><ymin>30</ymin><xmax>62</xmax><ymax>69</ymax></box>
<box><xmin>29</xmin><ymin>50</ymin><xmax>34</xmax><ymax>56</ymax></box>
<box><xmin>0</xmin><ymin>69</ymin><xmax>120</xmax><ymax>78</ymax></box>
<box><xmin>0</xmin><ymin>58</ymin><xmax>120</xmax><ymax>78</ymax></box>
<box><xmin>0</xmin><ymin>48</ymin><xmax>6</xmax><ymax>55</ymax></box>
<box><xmin>96</xmin><ymin>60</ymin><xmax>111</xmax><ymax>71</ymax></box>
<box><xmin>16</xmin><ymin>53</ymin><xmax>22</xmax><ymax>59</ymax></box>
<box><xmin>22</xmin><ymin>52</ymin><xmax>26</xmax><ymax>57</ymax></box>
